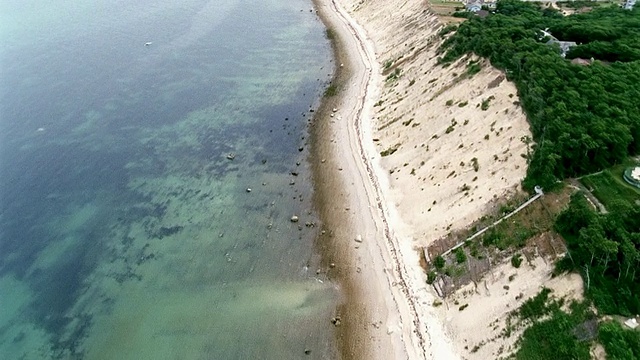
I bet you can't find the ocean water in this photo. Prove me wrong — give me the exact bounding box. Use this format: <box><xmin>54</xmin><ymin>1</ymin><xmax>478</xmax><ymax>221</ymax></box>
<box><xmin>0</xmin><ymin>0</ymin><xmax>337</xmax><ymax>359</ymax></box>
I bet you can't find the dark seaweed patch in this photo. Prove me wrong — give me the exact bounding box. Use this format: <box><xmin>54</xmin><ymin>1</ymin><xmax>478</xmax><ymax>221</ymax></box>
<box><xmin>155</xmin><ymin>225</ymin><xmax>184</xmax><ymax>239</ymax></box>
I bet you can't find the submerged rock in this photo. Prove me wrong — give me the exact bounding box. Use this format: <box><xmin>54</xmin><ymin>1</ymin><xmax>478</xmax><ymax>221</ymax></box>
<box><xmin>290</xmin><ymin>215</ymin><xmax>299</xmax><ymax>223</ymax></box>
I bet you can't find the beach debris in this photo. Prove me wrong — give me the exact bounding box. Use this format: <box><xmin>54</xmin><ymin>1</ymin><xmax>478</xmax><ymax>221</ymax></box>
<box><xmin>354</xmin><ymin>234</ymin><xmax>363</xmax><ymax>243</ymax></box>
<box><xmin>37</xmin><ymin>127</ymin><xmax>45</xmax><ymax>132</ymax></box>
<box><xmin>290</xmin><ymin>171</ymin><xmax>299</xmax><ymax>176</ymax></box>
<box><xmin>332</xmin><ymin>108</ymin><xmax>337</xmax><ymax>112</ymax></box>
<box><xmin>290</xmin><ymin>215</ymin><xmax>299</xmax><ymax>223</ymax></box>
<box><xmin>226</xmin><ymin>153</ymin><xmax>236</xmax><ymax>160</ymax></box>
<box><xmin>330</xmin><ymin>113</ymin><xmax>334</xmax><ymax>117</ymax></box>
<box><xmin>246</xmin><ymin>188</ymin><xmax>252</xmax><ymax>193</ymax></box>
<box><xmin>289</xmin><ymin>180</ymin><xmax>295</xmax><ymax>185</ymax></box>
<box><xmin>329</xmin><ymin>262</ymin><xmax>335</xmax><ymax>268</ymax></box>
<box><xmin>144</xmin><ymin>42</ymin><xmax>153</xmax><ymax>46</ymax></box>
<box><xmin>330</xmin><ymin>316</ymin><xmax>342</xmax><ymax>327</ymax></box>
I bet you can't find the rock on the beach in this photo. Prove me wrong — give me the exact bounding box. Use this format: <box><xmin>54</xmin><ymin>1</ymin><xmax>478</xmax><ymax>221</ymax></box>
<box><xmin>290</xmin><ymin>215</ymin><xmax>299</xmax><ymax>223</ymax></box>
<box><xmin>331</xmin><ymin>316</ymin><xmax>342</xmax><ymax>326</ymax></box>
<box><xmin>355</xmin><ymin>234</ymin><xmax>363</xmax><ymax>243</ymax></box>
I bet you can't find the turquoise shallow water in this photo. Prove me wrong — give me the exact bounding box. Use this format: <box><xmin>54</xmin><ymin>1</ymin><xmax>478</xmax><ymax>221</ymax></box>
<box><xmin>0</xmin><ymin>0</ymin><xmax>337</xmax><ymax>358</ymax></box>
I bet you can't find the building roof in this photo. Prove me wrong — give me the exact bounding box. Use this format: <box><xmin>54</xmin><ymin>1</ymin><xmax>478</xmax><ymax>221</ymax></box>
<box><xmin>624</xmin><ymin>0</ymin><xmax>636</xmax><ymax>10</ymax></box>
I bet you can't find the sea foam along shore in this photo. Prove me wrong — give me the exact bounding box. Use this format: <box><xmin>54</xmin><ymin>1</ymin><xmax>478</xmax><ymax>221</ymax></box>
<box><xmin>312</xmin><ymin>0</ymin><xmax>536</xmax><ymax>358</ymax></box>
<box><xmin>311</xmin><ymin>0</ymin><xmax>460</xmax><ymax>359</ymax></box>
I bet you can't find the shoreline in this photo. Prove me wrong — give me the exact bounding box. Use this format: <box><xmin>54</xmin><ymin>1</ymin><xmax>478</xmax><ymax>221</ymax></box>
<box><xmin>310</xmin><ymin>0</ymin><xmax>451</xmax><ymax>358</ymax></box>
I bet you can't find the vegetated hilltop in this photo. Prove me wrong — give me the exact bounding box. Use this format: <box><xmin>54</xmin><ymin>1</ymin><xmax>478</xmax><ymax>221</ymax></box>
<box><xmin>439</xmin><ymin>0</ymin><xmax>640</xmax><ymax>190</ymax></box>
<box><xmin>436</xmin><ymin>2</ymin><xmax>640</xmax><ymax>359</ymax></box>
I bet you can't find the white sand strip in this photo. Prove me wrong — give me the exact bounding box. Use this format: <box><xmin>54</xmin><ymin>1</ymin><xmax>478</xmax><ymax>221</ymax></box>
<box><xmin>314</xmin><ymin>0</ymin><xmax>459</xmax><ymax>358</ymax></box>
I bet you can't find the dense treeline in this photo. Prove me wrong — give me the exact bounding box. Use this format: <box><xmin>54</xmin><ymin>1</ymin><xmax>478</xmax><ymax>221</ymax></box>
<box><xmin>555</xmin><ymin>194</ymin><xmax>640</xmax><ymax>315</ymax></box>
<box><xmin>512</xmin><ymin>284</ymin><xmax>640</xmax><ymax>360</ymax></box>
<box><xmin>515</xmin><ymin>292</ymin><xmax>594</xmax><ymax>360</ymax></box>
<box><xmin>438</xmin><ymin>1</ymin><xmax>640</xmax><ymax>189</ymax></box>
<box><xmin>438</xmin><ymin>3</ymin><xmax>640</xmax><ymax>356</ymax></box>
<box><xmin>553</xmin><ymin>193</ymin><xmax>640</xmax><ymax>358</ymax></box>
<box><xmin>599</xmin><ymin>321</ymin><xmax>640</xmax><ymax>360</ymax></box>
<box><xmin>503</xmin><ymin>191</ymin><xmax>640</xmax><ymax>359</ymax></box>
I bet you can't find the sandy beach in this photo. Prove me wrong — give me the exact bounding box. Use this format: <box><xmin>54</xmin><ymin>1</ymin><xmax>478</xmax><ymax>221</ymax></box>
<box><xmin>312</xmin><ymin>0</ymin><xmax>461</xmax><ymax>357</ymax></box>
<box><xmin>311</xmin><ymin>0</ymin><xmax>439</xmax><ymax>357</ymax></box>
<box><xmin>311</xmin><ymin>0</ymin><xmax>582</xmax><ymax>359</ymax></box>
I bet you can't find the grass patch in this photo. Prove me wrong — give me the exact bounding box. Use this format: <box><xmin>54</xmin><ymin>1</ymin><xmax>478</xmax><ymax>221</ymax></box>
<box><xmin>480</xmin><ymin>95</ymin><xmax>495</xmax><ymax>111</ymax></box>
<box><xmin>386</xmin><ymin>67</ymin><xmax>402</xmax><ymax>82</ymax></box>
<box><xmin>324</xmin><ymin>84</ymin><xmax>338</xmax><ymax>97</ymax></box>
<box><xmin>511</xmin><ymin>253</ymin><xmax>523</xmax><ymax>268</ymax></box>
<box><xmin>380</xmin><ymin>143</ymin><xmax>400</xmax><ymax>157</ymax></box>
<box><xmin>455</xmin><ymin>247</ymin><xmax>467</xmax><ymax>264</ymax></box>
<box><xmin>466</xmin><ymin>62</ymin><xmax>481</xmax><ymax>76</ymax></box>
<box><xmin>325</xmin><ymin>28</ymin><xmax>336</xmax><ymax>41</ymax></box>
<box><xmin>580</xmin><ymin>164</ymin><xmax>640</xmax><ymax>209</ymax></box>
